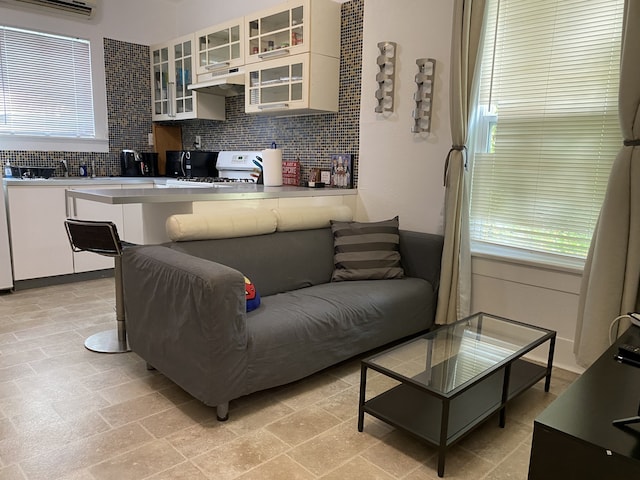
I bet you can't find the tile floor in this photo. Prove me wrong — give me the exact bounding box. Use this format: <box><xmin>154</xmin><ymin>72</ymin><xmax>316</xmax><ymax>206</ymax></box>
<box><xmin>0</xmin><ymin>278</ymin><xmax>579</xmax><ymax>480</ymax></box>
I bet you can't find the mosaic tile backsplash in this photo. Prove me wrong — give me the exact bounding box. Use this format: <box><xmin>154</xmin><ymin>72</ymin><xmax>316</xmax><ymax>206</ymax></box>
<box><xmin>0</xmin><ymin>0</ymin><xmax>362</xmax><ymax>185</ymax></box>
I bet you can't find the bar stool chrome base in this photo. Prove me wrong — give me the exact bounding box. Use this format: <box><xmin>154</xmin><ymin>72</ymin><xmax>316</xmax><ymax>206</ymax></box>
<box><xmin>84</xmin><ymin>329</ymin><xmax>130</xmax><ymax>353</ymax></box>
<box><xmin>64</xmin><ymin>219</ymin><xmax>132</xmax><ymax>355</ymax></box>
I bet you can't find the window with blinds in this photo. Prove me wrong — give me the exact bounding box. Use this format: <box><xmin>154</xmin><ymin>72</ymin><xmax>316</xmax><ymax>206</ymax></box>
<box><xmin>0</xmin><ymin>25</ymin><xmax>96</xmax><ymax>138</ymax></box>
<box><xmin>469</xmin><ymin>0</ymin><xmax>624</xmax><ymax>263</ymax></box>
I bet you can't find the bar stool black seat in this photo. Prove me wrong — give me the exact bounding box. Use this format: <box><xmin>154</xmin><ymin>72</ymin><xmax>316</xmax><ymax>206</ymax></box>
<box><xmin>64</xmin><ymin>219</ymin><xmax>131</xmax><ymax>353</ymax></box>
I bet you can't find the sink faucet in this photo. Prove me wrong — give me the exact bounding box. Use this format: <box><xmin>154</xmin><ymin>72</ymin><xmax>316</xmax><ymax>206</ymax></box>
<box><xmin>60</xmin><ymin>160</ymin><xmax>69</xmax><ymax>177</ymax></box>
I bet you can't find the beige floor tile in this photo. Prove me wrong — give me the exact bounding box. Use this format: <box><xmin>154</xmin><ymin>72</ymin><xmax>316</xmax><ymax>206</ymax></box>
<box><xmin>315</xmin><ymin>385</ymin><xmax>361</xmax><ymax>421</ymax></box>
<box><xmin>0</xmin><ymin>463</ymin><xmax>26</xmax><ymax>480</ymax></box>
<box><xmin>98</xmin><ymin>375</ymin><xmax>175</xmax><ymax>405</ymax></box>
<box><xmin>320</xmin><ymin>455</ymin><xmax>396</xmax><ymax>480</ymax></box>
<box><xmin>361</xmin><ymin>429</ymin><xmax>436</xmax><ymax>477</ymax></box>
<box><xmin>165</xmin><ymin>421</ymin><xmax>237</xmax><ymax>459</ymax></box>
<box><xmin>191</xmin><ymin>429</ymin><xmax>288</xmax><ymax>480</ymax></box>
<box><xmin>146</xmin><ymin>461</ymin><xmax>208</xmax><ymax>479</ymax></box>
<box><xmin>456</xmin><ymin>413</ymin><xmax>531</xmax><ymax>465</ymax></box>
<box><xmin>225</xmin><ymin>397</ymin><xmax>295</xmax><ymax>436</ymax></box>
<box><xmin>19</xmin><ymin>423</ymin><xmax>153</xmax><ymax>480</ymax></box>
<box><xmin>287</xmin><ymin>418</ymin><xmax>385</xmax><ymax>476</ymax></box>
<box><xmin>265</xmin><ymin>405</ymin><xmax>343</xmax><ymax>446</ymax></box>
<box><xmin>89</xmin><ymin>439</ymin><xmax>185</xmax><ymax>480</ymax></box>
<box><xmin>484</xmin><ymin>442</ymin><xmax>532</xmax><ymax>480</ymax></box>
<box><xmin>139</xmin><ymin>400</ymin><xmax>217</xmax><ymax>439</ymax></box>
<box><xmin>422</xmin><ymin>445</ymin><xmax>494</xmax><ymax>480</ymax></box>
<box><xmin>98</xmin><ymin>392</ymin><xmax>175</xmax><ymax>428</ymax></box>
<box><xmin>236</xmin><ymin>454</ymin><xmax>315</xmax><ymax>480</ymax></box>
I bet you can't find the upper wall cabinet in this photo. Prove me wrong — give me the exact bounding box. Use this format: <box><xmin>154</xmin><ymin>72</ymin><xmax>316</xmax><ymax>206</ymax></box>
<box><xmin>245</xmin><ymin>0</ymin><xmax>341</xmax><ymax>64</ymax></box>
<box><xmin>150</xmin><ymin>33</ymin><xmax>225</xmax><ymax>121</ymax></box>
<box><xmin>195</xmin><ymin>17</ymin><xmax>245</xmax><ymax>78</ymax></box>
<box><xmin>244</xmin><ymin>0</ymin><xmax>341</xmax><ymax>114</ymax></box>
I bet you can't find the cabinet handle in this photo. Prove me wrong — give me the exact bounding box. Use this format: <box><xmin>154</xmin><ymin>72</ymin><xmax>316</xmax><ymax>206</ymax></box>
<box><xmin>167</xmin><ymin>81</ymin><xmax>175</xmax><ymax>117</ymax></box>
<box><xmin>258</xmin><ymin>49</ymin><xmax>290</xmax><ymax>60</ymax></box>
<box><xmin>205</xmin><ymin>61</ymin><xmax>230</xmax><ymax>72</ymax></box>
<box><xmin>258</xmin><ymin>103</ymin><xmax>289</xmax><ymax>111</ymax></box>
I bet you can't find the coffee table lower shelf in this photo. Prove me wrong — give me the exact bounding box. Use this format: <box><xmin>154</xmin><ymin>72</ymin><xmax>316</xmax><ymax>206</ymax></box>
<box><xmin>360</xmin><ymin>358</ymin><xmax>548</xmax><ymax>476</ymax></box>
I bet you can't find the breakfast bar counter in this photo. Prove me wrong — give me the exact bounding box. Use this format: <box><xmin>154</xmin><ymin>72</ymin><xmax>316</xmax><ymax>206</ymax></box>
<box><xmin>66</xmin><ymin>183</ymin><xmax>356</xmax><ymax>205</ymax></box>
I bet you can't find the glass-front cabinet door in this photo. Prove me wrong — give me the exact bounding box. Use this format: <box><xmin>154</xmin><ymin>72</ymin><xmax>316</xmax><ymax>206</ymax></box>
<box><xmin>247</xmin><ymin>59</ymin><xmax>305</xmax><ymax>113</ymax></box>
<box><xmin>195</xmin><ymin>18</ymin><xmax>244</xmax><ymax>77</ymax></box>
<box><xmin>246</xmin><ymin>1</ymin><xmax>309</xmax><ymax>64</ymax></box>
<box><xmin>245</xmin><ymin>52</ymin><xmax>339</xmax><ymax>114</ymax></box>
<box><xmin>150</xmin><ymin>34</ymin><xmax>196</xmax><ymax>121</ymax></box>
<box><xmin>173</xmin><ymin>37</ymin><xmax>194</xmax><ymax>118</ymax></box>
<box><xmin>151</xmin><ymin>46</ymin><xmax>170</xmax><ymax>118</ymax></box>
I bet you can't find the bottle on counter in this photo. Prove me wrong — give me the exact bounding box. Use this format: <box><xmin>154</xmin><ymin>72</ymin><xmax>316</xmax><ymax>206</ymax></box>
<box><xmin>3</xmin><ymin>161</ymin><xmax>12</xmax><ymax>178</ymax></box>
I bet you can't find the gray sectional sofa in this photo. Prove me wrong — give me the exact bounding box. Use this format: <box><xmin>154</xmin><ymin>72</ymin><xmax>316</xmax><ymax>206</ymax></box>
<box><xmin>121</xmin><ymin>208</ymin><xmax>443</xmax><ymax>420</ymax></box>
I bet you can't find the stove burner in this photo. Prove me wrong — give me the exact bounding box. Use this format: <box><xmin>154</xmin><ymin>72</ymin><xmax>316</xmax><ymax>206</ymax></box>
<box><xmin>176</xmin><ymin>177</ymin><xmax>256</xmax><ymax>183</ymax></box>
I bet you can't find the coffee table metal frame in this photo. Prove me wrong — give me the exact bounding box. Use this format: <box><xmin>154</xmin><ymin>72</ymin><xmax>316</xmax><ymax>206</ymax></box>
<box><xmin>357</xmin><ymin>312</ymin><xmax>556</xmax><ymax>477</ymax></box>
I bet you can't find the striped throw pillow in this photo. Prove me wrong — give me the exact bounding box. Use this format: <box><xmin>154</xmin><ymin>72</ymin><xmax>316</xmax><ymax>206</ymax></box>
<box><xmin>331</xmin><ymin>216</ymin><xmax>405</xmax><ymax>281</ymax></box>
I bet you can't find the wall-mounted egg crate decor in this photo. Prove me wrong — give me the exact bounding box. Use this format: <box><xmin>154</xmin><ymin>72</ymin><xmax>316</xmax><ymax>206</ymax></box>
<box><xmin>375</xmin><ymin>41</ymin><xmax>397</xmax><ymax>113</ymax></box>
<box><xmin>412</xmin><ymin>58</ymin><xmax>436</xmax><ymax>133</ymax></box>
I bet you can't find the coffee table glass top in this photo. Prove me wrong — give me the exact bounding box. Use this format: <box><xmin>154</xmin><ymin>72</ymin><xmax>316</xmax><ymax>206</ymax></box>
<box><xmin>366</xmin><ymin>312</ymin><xmax>553</xmax><ymax>395</ymax></box>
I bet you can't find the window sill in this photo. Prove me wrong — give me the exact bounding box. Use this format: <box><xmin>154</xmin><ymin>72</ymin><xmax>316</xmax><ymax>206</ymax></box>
<box><xmin>0</xmin><ymin>135</ymin><xmax>109</xmax><ymax>153</ymax></box>
<box><xmin>471</xmin><ymin>242</ymin><xmax>585</xmax><ymax>275</ymax></box>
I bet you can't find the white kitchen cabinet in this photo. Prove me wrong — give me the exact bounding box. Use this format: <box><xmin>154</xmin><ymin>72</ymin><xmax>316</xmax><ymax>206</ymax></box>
<box><xmin>245</xmin><ymin>0</ymin><xmax>340</xmax><ymax>64</ymax></box>
<box><xmin>245</xmin><ymin>52</ymin><xmax>339</xmax><ymax>114</ymax></box>
<box><xmin>195</xmin><ymin>17</ymin><xmax>244</xmax><ymax>78</ymax></box>
<box><xmin>151</xmin><ymin>33</ymin><xmax>225</xmax><ymax>121</ymax></box>
<box><xmin>7</xmin><ymin>185</ymin><xmax>74</xmax><ymax>281</ymax></box>
<box><xmin>6</xmin><ymin>180</ymin><xmax>148</xmax><ymax>281</ymax></box>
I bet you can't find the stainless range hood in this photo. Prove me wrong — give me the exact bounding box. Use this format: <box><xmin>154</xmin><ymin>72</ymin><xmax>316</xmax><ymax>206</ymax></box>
<box><xmin>188</xmin><ymin>69</ymin><xmax>245</xmax><ymax>97</ymax></box>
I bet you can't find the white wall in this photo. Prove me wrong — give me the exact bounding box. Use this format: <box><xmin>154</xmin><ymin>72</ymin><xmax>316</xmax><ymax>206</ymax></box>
<box><xmin>356</xmin><ymin>0</ymin><xmax>453</xmax><ymax>233</ymax></box>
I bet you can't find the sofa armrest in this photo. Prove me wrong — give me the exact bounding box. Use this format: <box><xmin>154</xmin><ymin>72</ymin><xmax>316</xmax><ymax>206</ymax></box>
<box><xmin>122</xmin><ymin>245</ymin><xmax>248</xmax><ymax>407</ymax></box>
<box><xmin>399</xmin><ymin>230</ymin><xmax>444</xmax><ymax>291</ymax></box>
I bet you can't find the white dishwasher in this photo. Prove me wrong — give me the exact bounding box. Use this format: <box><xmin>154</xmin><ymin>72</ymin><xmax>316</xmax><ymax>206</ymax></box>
<box><xmin>0</xmin><ymin>185</ymin><xmax>13</xmax><ymax>290</ymax></box>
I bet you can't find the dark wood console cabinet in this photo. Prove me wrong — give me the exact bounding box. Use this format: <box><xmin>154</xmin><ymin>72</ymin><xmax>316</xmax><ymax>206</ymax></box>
<box><xmin>528</xmin><ymin>326</ymin><xmax>640</xmax><ymax>479</ymax></box>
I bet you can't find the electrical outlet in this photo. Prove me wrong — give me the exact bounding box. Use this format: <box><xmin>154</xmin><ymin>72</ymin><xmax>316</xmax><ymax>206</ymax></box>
<box><xmin>148</xmin><ymin>133</ymin><xmax>154</xmax><ymax>146</ymax></box>
<box><xmin>195</xmin><ymin>135</ymin><xmax>201</xmax><ymax>149</ymax></box>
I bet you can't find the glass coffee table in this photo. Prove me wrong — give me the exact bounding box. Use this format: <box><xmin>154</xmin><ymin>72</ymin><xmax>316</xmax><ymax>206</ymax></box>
<box><xmin>358</xmin><ymin>312</ymin><xmax>556</xmax><ymax>477</ymax></box>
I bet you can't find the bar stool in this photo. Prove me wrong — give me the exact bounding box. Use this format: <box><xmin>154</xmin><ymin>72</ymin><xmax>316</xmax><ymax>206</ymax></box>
<box><xmin>64</xmin><ymin>219</ymin><xmax>131</xmax><ymax>353</ymax></box>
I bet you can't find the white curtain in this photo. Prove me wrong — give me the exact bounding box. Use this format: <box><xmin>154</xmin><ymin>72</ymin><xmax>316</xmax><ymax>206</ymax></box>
<box><xmin>436</xmin><ymin>0</ymin><xmax>486</xmax><ymax>325</ymax></box>
<box><xmin>574</xmin><ymin>0</ymin><xmax>640</xmax><ymax>367</ymax></box>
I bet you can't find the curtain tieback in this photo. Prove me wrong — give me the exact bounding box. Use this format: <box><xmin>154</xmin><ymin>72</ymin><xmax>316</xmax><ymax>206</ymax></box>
<box><xmin>443</xmin><ymin>145</ymin><xmax>467</xmax><ymax>186</ymax></box>
<box><xmin>624</xmin><ymin>139</ymin><xmax>640</xmax><ymax>146</ymax></box>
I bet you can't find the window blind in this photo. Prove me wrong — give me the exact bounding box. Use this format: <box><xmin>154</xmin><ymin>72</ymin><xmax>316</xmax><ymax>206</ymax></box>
<box><xmin>0</xmin><ymin>26</ymin><xmax>95</xmax><ymax>138</ymax></box>
<box><xmin>469</xmin><ymin>0</ymin><xmax>624</xmax><ymax>260</ymax></box>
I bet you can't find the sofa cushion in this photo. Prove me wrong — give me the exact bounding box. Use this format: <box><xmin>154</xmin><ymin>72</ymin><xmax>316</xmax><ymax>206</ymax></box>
<box><xmin>166</xmin><ymin>208</ymin><xmax>277</xmax><ymax>241</ymax></box>
<box><xmin>167</xmin><ymin>228</ymin><xmax>335</xmax><ymax>297</ymax></box>
<box><xmin>273</xmin><ymin>205</ymin><xmax>353</xmax><ymax>231</ymax></box>
<box><xmin>245</xmin><ymin>278</ymin><xmax>434</xmax><ymax>392</ymax></box>
<box><xmin>331</xmin><ymin>216</ymin><xmax>405</xmax><ymax>281</ymax></box>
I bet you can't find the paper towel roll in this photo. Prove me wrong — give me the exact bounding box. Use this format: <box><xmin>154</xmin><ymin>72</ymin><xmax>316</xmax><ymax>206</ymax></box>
<box><xmin>261</xmin><ymin>148</ymin><xmax>283</xmax><ymax>186</ymax></box>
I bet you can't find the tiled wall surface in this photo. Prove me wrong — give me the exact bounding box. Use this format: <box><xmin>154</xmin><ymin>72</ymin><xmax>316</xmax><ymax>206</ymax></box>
<box><xmin>1</xmin><ymin>0</ymin><xmax>362</xmax><ymax>185</ymax></box>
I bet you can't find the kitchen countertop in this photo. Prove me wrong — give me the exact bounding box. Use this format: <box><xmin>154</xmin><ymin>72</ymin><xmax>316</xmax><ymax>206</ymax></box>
<box><xmin>66</xmin><ymin>184</ymin><xmax>355</xmax><ymax>204</ymax></box>
<box><xmin>3</xmin><ymin>177</ymin><xmax>157</xmax><ymax>186</ymax></box>
<box><xmin>3</xmin><ymin>177</ymin><xmax>356</xmax><ymax>204</ymax></box>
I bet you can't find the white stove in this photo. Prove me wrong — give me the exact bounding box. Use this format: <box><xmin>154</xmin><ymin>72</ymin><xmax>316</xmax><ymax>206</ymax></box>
<box><xmin>215</xmin><ymin>151</ymin><xmax>263</xmax><ymax>181</ymax></box>
<box><xmin>164</xmin><ymin>151</ymin><xmax>263</xmax><ymax>188</ymax></box>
